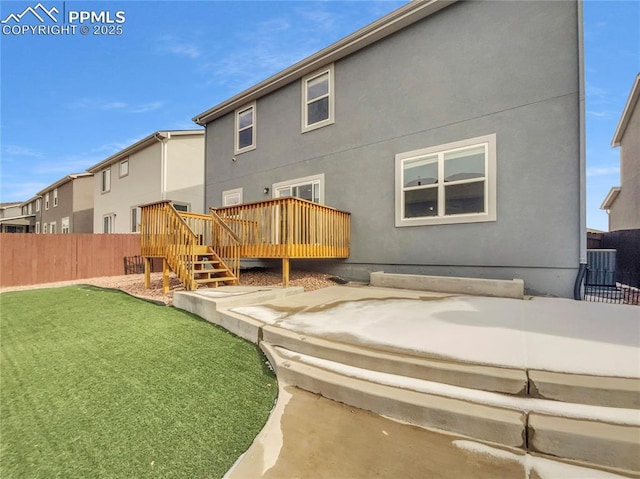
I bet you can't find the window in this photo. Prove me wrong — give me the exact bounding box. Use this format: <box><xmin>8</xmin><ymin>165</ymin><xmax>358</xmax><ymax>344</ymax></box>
<box><xmin>101</xmin><ymin>168</ymin><xmax>111</xmax><ymax>193</ymax></box>
<box><xmin>49</xmin><ymin>222</ymin><xmax>56</xmax><ymax>234</ymax></box>
<box><xmin>119</xmin><ymin>159</ymin><xmax>129</xmax><ymax>178</ymax></box>
<box><xmin>45</xmin><ymin>193</ymin><xmax>50</xmax><ymax>210</ymax></box>
<box><xmin>235</xmin><ymin>103</ymin><xmax>256</xmax><ymax>154</ymax></box>
<box><xmin>36</xmin><ymin>198</ymin><xmax>40</xmax><ymax>212</ymax></box>
<box><xmin>302</xmin><ymin>65</ymin><xmax>334</xmax><ymax>132</ymax></box>
<box><xmin>173</xmin><ymin>203</ymin><xmax>189</xmax><ymax>212</ymax></box>
<box><xmin>28</xmin><ymin>203</ymin><xmax>33</xmax><ymax>214</ymax></box>
<box><xmin>131</xmin><ymin>206</ymin><xmax>141</xmax><ymax>233</ymax></box>
<box><xmin>103</xmin><ymin>214</ymin><xmax>114</xmax><ymax>233</ymax></box>
<box><xmin>42</xmin><ymin>223</ymin><xmax>47</xmax><ymax>234</ymax></box>
<box><xmin>273</xmin><ymin>174</ymin><xmax>324</xmax><ymax>204</ymax></box>
<box><xmin>61</xmin><ymin>217</ymin><xmax>70</xmax><ymax>234</ymax></box>
<box><xmin>53</xmin><ymin>188</ymin><xmax>58</xmax><ymax>207</ymax></box>
<box><xmin>222</xmin><ymin>188</ymin><xmax>243</xmax><ymax>206</ymax></box>
<box><xmin>395</xmin><ymin>134</ymin><xmax>496</xmax><ymax>227</ymax></box>
<box><xmin>35</xmin><ymin>222</ymin><xmax>40</xmax><ymax>234</ymax></box>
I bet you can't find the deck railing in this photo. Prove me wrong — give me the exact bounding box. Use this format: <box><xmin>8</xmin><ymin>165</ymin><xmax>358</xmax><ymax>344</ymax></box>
<box><xmin>140</xmin><ymin>201</ymin><xmax>199</xmax><ymax>290</ymax></box>
<box><xmin>214</xmin><ymin>196</ymin><xmax>350</xmax><ymax>259</ymax></box>
<box><xmin>210</xmin><ymin>209</ymin><xmax>241</xmax><ymax>282</ymax></box>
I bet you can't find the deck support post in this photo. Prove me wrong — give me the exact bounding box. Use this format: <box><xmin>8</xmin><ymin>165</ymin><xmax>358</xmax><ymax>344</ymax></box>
<box><xmin>282</xmin><ymin>257</ymin><xmax>290</xmax><ymax>288</ymax></box>
<box><xmin>162</xmin><ymin>258</ymin><xmax>170</xmax><ymax>294</ymax></box>
<box><xmin>144</xmin><ymin>257</ymin><xmax>151</xmax><ymax>289</ymax></box>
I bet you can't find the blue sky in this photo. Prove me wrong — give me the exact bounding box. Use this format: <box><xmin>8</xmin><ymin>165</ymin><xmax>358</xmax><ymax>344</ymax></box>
<box><xmin>0</xmin><ymin>1</ymin><xmax>638</xmax><ymax>232</ymax></box>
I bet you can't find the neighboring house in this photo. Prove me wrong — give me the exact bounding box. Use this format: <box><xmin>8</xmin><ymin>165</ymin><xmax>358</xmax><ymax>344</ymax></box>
<box><xmin>86</xmin><ymin>130</ymin><xmax>205</xmax><ymax>233</ymax></box>
<box><xmin>36</xmin><ymin>173</ymin><xmax>94</xmax><ymax>234</ymax></box>
<box><xmin>601</xmin><ymin>73</ymin><xmax>640</xmax><ymax>231</ymax></box>
<box><xmin>193</xmin><ymin>0</ymin><xmax>585</xmax><ymax>298</ymax></box>
<box><xmin>0</xmin><ymin>202</ymin><xmax>34</xmax><ymax>233</ymax></box>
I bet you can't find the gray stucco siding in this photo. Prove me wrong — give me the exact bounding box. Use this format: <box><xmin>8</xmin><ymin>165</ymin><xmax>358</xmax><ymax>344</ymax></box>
<box><xmin>204</xmin><ymin>0</ymin><xmax>581</xmax><ymax>297</ymax></box>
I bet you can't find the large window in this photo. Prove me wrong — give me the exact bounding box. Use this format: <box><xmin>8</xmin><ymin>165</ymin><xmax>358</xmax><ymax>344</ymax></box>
<box><xmin>101</xmin><ymin>168</ymin><xmax>111</xmax><ymax>193</ymax></box>
<box><xmin>395</xmin><ymin>134</ymin><xmax>496</xmax><ymax>227</ymax></box>
<box><xmin>273</xmin><ymin>174</ymin><xmax>324</xmax><ymax>204</ymax></box>
<box><xmin>235</xmin><ymin>103</ymin><xmax>256</xmax><ymax>154</ymax></box>
<box><xmin>302</xmin><ymin>65</ymin><xmax>334</xmax><ymax>132</ymax></box>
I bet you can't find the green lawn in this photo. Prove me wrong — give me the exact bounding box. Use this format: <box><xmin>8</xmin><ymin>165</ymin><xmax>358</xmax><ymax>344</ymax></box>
<box><xmin>0</xmin><ymin>286</ymin><xmax>277</xmax><ymax>478</ymax></box>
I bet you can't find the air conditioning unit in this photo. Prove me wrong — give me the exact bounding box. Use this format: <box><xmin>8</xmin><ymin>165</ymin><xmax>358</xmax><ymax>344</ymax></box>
<box><xmin>586</xmin><ymin>249</ymin><xmax>616</xmax><ymax>287</ymax></box>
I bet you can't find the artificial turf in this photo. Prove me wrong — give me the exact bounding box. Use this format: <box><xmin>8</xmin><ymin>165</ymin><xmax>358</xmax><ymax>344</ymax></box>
<box><xmin>0</xmin><ymin>286</ymin><xmax>277</xmax><ymax>478</ymax></box>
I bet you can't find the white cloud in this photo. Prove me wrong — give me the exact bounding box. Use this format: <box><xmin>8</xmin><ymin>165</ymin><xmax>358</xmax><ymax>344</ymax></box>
<box><xmin>587</xmin><ymin>166</ymin><xmax>620</xmax><ymax>177</ymax></box>
<box><xmin>70</xmin><ymin>98</ymin><xmax>163</xmax><ymax>114</ymax></box>
<box><xmin>0</xmin><ymin>180</ymin><xmax>49</xmax><ymax>201</ymax></box>
<box><xmin>130</xmin><ymin>102</ymin><xmax>164</xmax><ymax>114</ymax></box>
<box><xmin>156</xmin><ymin>36</ymin><xmax>201</xmax><ymax>59</ymax></box>
<box><xmin>1</xmin><ymin>144</ymin><xmax>44</xmax><ymax>159</ymax></box>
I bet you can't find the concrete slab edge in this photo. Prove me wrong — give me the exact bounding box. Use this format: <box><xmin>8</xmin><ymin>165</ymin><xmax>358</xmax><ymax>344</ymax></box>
<box><xmin>370</xmin><ymin>272</ymin><xmax>525</xmax><ymax>299</ymax></box>
<box><xmin>262</xmin><ymin>325</ymin><xmax>528</xmax><ymax>396</ymax></box>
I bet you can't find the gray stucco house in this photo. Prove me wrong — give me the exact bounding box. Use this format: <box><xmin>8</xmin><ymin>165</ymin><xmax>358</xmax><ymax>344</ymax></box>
<box><xmin>193</xmin><ymin>0</ymin><xmax>586</xmax><ymax>297</ymax></box>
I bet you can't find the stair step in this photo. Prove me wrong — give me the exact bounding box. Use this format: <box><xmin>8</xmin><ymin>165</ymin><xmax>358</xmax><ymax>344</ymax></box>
<box><xmin>193</xmin><ymin>260</ymin><xmax>221</xmax><ymax>265</ymax></box>
<box><xmin>194</xmin><ymin>268</ymin><xmax>228</xmax><ymax>274</ymax></box>
<box><xmin>195</xmin><ymin>276</ymin><xmax>237</xmax><ymax>284</ymax></box>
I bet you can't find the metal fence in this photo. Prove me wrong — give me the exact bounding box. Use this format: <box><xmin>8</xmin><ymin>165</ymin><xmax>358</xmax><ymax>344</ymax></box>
<box><xmin>584</xmin><ymin>269</ymin><xmax>640</xmax><ymax>305</ymax></box>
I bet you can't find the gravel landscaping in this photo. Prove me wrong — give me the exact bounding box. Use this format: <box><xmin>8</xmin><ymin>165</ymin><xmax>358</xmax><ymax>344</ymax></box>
<box><xmin>0</xmin><ymin>268</ymin><xmax>343</xmax><ymax>305</ymax></box>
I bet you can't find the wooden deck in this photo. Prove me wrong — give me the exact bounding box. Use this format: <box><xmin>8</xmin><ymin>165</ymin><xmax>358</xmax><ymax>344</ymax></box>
<box><xmin>140</xmin><ymin>197</ymin><xmax>350</xmax><ymax>290</ymax></box>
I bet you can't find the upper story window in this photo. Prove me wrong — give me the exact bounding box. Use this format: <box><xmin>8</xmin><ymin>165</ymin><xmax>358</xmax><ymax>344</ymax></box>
<box><xmin>101</xmin><ymin>168</ymin><xmax>111</xmax><ymax>193</ymax></box>
<box><xmin>302</xmin><ymin>64</ymin><xmax>334</xmax><ymax>133</ymax></box>
<box><xmin>53</xmin><ymin>188</ymin><xmax>58</xmax><ymax>207</ymax></box>
<box><xmin>119</xmin><ymin>159</ymin><xmax>129</xmax><ymax>178</ymax></box>
<box><xmin>36</xmin><ymin>198</ymin><xmax>40</xmax><ymax>212</ymax></box>
<box><xmin>28</xmin><ymin>203</ymin><xmax>33</xmax><ymax>214</ymax></box>
<box><xmin>45</xmin><ymin>193</ymin><xmax>50</xmax><ymax>210</ymax></box>
<box><xmin>395</xmin><ymin>134</ymin><xmax>497</xmax><ymax>227</ymax></box>
<box><xmin>235</xmin><ymin>103</ymin><xmax>256</xmax><ymax>154</ymax></box>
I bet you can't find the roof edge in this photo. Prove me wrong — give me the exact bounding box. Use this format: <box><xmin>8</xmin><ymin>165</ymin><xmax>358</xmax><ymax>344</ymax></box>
<box><xmin>36</xmin><ymin>173</ymin><xmax>93</xmax><ymax>196</ymax></box>
<box><xmin>192</xmin><ymin>0</ymin><xmax>458</xmax><ymax>125</ymax></box>
<box><xmin>600</xmin><ymin>186</ymin><xmax>621</xmax><ymax>210</ymax></box>
<box><xmin>612</xmin><ymin>73</ymin><xmax>640</xmax><ymax>147</ymax></box>
<box><xmin>86</xmin><ymin>129</ymin><xmax>204</xmax><ymax>173</ymax></box>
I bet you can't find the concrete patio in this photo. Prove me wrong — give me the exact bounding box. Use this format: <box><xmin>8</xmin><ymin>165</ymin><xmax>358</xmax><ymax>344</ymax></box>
<box><xmin>173</xmin><ymin>275</ymin><xmax>640</xmax><ymax>478</ymax></box>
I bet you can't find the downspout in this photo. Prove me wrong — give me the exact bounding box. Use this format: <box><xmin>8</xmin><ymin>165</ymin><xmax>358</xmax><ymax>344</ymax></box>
<box><xmin>574</xmin><ymin>0</ymin><xmax>587</xmax><ymax>300</ymax></box>
<box><xmin>155</xmin><ymin>132</ymin><xmax>170</xmax><ymax>200</ymax></box>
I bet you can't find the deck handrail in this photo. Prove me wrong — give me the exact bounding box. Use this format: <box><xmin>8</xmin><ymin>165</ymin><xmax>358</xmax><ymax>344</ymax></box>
<box><xmin>210</xmin><ymin>208</ymin><xmax>241</xmax><ymax>281</ymax></box>
<box><xmin>140</xmin><ymin>201</ymin><xmax>199</xmax><ymax>290</ymax></box>
<box><xmin>214</xmin><ymin>196</ymin><xmax>350</xmax><ymax>258</ymax></box>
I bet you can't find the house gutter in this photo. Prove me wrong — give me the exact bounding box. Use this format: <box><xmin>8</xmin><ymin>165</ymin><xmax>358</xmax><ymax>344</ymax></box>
<box><xmin>574</xmin><ymin>0</ymin><xmax>587</xmax><ymax>300</ymax></box>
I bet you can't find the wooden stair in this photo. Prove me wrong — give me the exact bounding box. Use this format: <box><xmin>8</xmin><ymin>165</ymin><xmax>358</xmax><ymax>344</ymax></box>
<box><xmin>189</xmin><ymin>245</ymin><xmax>239</xmax><ymax>288</ymax></box>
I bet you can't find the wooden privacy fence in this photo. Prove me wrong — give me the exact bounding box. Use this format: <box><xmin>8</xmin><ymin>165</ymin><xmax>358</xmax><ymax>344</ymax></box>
<box><xmin>0</xmin><ymin>233</ymin><xmax>141</xmax><ymax>288</ymax></box>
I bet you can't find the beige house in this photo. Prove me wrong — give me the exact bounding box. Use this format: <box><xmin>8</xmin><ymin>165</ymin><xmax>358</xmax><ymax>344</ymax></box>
<box><xmin>36</xmin><ymin>173</ymin><xmax>94</xmax><ymax>234</ymax></box>
<box><xmin>0</xmin><ymin>202</ymin><xmax>34</xmax><ymax>233</ymax></box>
<box><xmin>601</xmin><ymin>73</ymin><xmax>640</xmax><ymax>231</ymax></box>
<box><xmin>87</xmin><ymin>130</ymin><xmax>205</xmax><ymax>233</ymax></box>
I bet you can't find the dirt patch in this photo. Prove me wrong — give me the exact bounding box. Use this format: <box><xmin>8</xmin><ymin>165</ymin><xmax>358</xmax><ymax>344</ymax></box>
<box><xmin>0</xmin><ymin>268</ymin><xmax>343</xmax><ymax>305</ymax></box>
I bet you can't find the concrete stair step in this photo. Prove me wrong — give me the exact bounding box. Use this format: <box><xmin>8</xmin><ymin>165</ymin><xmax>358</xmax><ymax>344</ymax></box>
<box><xmin>261</xmin><ymin>343</ymin><xmax>640</xmax><ymax>475</ymax></box>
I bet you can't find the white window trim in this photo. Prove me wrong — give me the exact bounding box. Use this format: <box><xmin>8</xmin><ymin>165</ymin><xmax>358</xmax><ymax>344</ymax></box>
<box><xmin>234</xmin><ymin>102</ymin><xmax>256</xmax><ymax>155</ymax></box>
<box><xmin>103</xmin><ymin>214</ymin><xmax>115</xmax><ymax>233</ymax></box>
<box><xmin>42</xmin><ymin>223</ymin><xmax>47</xmax><ymax>234</ymax></box>
<box><xmin>222</xmin><ymin>188</ymin><xmax>243</xmax><ymax>206</ymax></box>
<box><xmin>36</xmin><ymin>198</ymin><xmax>40</xmax><ymax>212</ymax></box>
<box><xmin>101</xmin><ymin>168</ymin><xmax>111</xmax><ymax>193</ymax></box>
<box><xmin>301</xmin><ymin>64</ymin><xmax>335</xmax><ymax>133</ymax></box>
<box><xmin>395</xmin><ymin>134</ymin><xmax>497</xmax><ymax>227</ymax></box>
<box><xmin>35</xmin><ymin>221</ymin><xmax>40</xmax><ymax>234</ymax></box>
<box><xmin>131</xmin><ymin>206</ymin><xmax>141</xmax><ymax>233</ymax></box>
<box><xmin>45</xmin><ymin>193</ymin><xmax>50</xmax><ymax>210</ymax></box>
<box><xmin>272</xmin><ymin>173</ymin><xmax>325</xmax><ymax>204</ymax></box>
<box><xmin>53</xmin><ymin>188</ymin><xmax>58</xmax><ymax>207</ymax></box>
<box><xmin>61</xmin><ymin>217</ymin><xmax>70</xmax><ymax>234</ymax></box>
<box><xmin>173</xmin><ymin>202</ymin><xmax>190</xmax><ymax>212</ymax></box>
<box><xmin>119</xmin><ymin>159</ymin><xmax>129</xmax><ymax>178</ymax></box>
<box><xmin>49</xmin><ymin>222</ymin><xmax>56</xmax><ymax>234</ymax></box>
